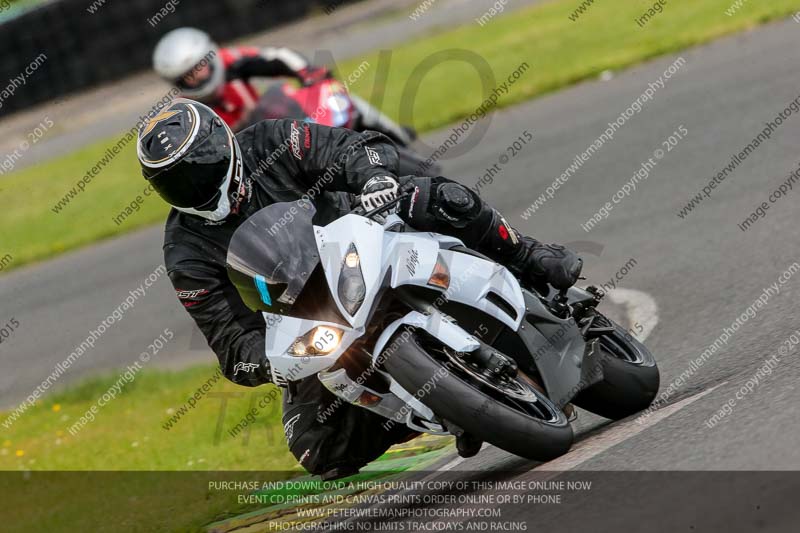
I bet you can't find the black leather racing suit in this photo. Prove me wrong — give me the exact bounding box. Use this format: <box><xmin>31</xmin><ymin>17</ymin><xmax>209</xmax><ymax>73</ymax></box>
<box><xmin>164</xmin><ymin>118</ymin><xmax>396</xmax><ymax>387</ymax></box>
<box><xmin>164</xmin><ymin>118</ymin><xmax>563</xmax><ymax>477</ymax></box>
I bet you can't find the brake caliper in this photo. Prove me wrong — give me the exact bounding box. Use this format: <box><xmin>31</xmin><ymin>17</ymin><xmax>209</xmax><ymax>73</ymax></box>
<box><xmin>464</xmin><ymin>345</ymin><xmax>518</xmax><ymax>380</ymax></box>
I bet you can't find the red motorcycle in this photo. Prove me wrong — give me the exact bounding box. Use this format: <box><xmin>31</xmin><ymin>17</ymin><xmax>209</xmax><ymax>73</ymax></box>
<box><xmin>248</xmin><ymin>78</ymin><xmax>440</xmax><ymax>175</ymax></box>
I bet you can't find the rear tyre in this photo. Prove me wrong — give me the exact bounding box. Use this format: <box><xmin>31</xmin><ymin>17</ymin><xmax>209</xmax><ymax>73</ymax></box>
<box><xmin>383</xmin><ymin>329</ymin><xmax>573</xmax><ymax>461</ymax></box>
<box><xmin>572</xmin><ymin>318</ymin><xmax>660</xmax><ymax>420</ymax></box>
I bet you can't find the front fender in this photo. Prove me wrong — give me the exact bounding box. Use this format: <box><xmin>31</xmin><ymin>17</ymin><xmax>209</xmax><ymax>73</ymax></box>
<box><xmin>372</xmin><ymin>310</ymin><xmax>481</xmax><ymax>421</ymax></box>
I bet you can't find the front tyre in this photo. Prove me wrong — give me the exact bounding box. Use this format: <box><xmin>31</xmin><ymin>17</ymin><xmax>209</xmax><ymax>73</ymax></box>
<box><xmin>383</xmin><ymin>329</ymin><xmax>573</xmax><ymax>461</ymax></box>
<box><xmin>572</xmin><ymin>316</ymin><xmax>660</xmax><ymax>420</ymax></box>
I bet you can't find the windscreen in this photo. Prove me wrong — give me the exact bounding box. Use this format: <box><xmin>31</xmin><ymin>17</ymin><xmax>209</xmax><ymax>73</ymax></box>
<box><xmin>227</xmin><ymin>201</ymin><xmax>320</xmax><ymax>311</ymax></box>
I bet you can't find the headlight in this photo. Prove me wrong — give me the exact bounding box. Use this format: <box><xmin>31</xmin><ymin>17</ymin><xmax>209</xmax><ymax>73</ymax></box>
<box><xmin>338</xmin><ymin>243</ymin><xmax>366</xmax><ymax>315</ymax></box>
<box><xmin>428</xmin><ymin>253</ymin><xmax>450</xmax><ymax>290</ymax></box>
<box><xmin>289</xmin><ymin>326</ymin><xmax>344</xmax><ymax>356</ymax></box>
<box><xmin>344</xmin><ymin>250</ymin><xmax>360</xmax><ymax>268</ymax></box>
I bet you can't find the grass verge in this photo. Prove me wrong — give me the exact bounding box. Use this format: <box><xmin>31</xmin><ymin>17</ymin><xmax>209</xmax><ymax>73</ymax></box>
<box><xmin>0</xmin><ymin>365</ymin><xmax>295</xmax><ymax>529</ymax></box>
<box><xmin>0</xmin><ymin>447</ymin><xmax>452</xmax><ymax>532</ymax></box>
<box><xmin>0</xmin><ymin>364</ymin><xmax>294</xmax><ymax>471</ymax></box>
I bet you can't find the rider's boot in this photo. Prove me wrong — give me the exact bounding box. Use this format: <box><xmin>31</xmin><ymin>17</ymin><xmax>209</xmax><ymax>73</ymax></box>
<box><xmin>479</xmin><ymin>221</ymin><xmax>584</xmax><ymax>292</ymax></box>
<box><xmin>456</xmin><ymin>433</ymin><xmax>483</xmax><ymax>458</ymax></box>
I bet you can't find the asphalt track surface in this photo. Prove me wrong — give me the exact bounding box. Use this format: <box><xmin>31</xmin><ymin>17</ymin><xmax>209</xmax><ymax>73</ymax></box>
<box><xmin>312</xmin><ymin>16</ymin><xmax>800</xmax><ymax>533</ymax></box>
<box><xmin>3</xmin><ymin>8</ymin><xmax>800</xmax><ymax>526</ymax></box>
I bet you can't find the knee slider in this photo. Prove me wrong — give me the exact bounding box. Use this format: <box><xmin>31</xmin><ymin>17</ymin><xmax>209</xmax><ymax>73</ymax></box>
<box><xmin>399</xmin><ymin>177</ymin><xmax>493</xmax><ymax>236</ymax></box>
<box><xmin>433</xmin><ymin>181</ymin><xmax>482</xmax><ymax>228</ymax></box>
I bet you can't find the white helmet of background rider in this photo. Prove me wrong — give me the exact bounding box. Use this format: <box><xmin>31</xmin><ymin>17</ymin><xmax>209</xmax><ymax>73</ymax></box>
<box><xmin>153</xmin><ymin>28</ymin><xmax>225</xmax><ymax>102</ymax></box>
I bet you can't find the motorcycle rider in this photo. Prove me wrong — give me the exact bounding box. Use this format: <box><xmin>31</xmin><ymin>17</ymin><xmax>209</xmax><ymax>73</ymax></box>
<box><xmin>153</xmin><ymin>27</ymin><xmax>414</xmax><ymax>143</ymax></box>
<box><xmin>137</xmin><ymin>98</ymin><xmax>581</xmax><ymax>479</ymax></box>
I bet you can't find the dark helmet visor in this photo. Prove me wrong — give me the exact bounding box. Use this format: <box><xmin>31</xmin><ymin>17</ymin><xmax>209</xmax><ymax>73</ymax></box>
<box><xmin>146</xmin><ymin>123</ymin><xmax>233</xmax><ymax>209</ymax></box>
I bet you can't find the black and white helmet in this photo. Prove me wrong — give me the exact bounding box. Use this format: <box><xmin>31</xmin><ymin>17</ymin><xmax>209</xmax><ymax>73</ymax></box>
<box><xmin>137</xmin><ymin>99</ymin><xmax>243</xmax><ymax>222</ymax></box>
<box><xmin>152</xmin><ymin>28</ymin><xmax>224</xmax><ymax>100</ymax></box>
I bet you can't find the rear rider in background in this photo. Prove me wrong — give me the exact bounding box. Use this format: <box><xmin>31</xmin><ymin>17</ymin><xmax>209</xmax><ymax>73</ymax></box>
<box><xmin>152</xmin><ymin>27</ymin><xmax>415</xmax><ymax>144</ymax></box>
<box><xmin>153</xmin><ymin>27</ymin><xmax>327</xmax><ymax>131</ymax></box>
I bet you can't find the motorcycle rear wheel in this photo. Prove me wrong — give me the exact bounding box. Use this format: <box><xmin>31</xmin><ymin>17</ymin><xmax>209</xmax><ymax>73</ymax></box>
<box><xmin>572</xmin><ymin>317</ymin><xmax>660</xmax><ymax>420</ymax></box>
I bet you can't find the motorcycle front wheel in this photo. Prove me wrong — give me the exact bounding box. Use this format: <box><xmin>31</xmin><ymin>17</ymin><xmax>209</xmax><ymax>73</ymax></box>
<box><xmin>382</xmin><ymin>328</ymin><xmax>573</xmax><ymax>461</ymax></box>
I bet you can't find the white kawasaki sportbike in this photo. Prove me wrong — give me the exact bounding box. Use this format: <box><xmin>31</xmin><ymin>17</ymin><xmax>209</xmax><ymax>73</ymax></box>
<box><xmin>226</xmin><ymin>198</ymin><xmax>659</xmax><ymax>462</ymax></box>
